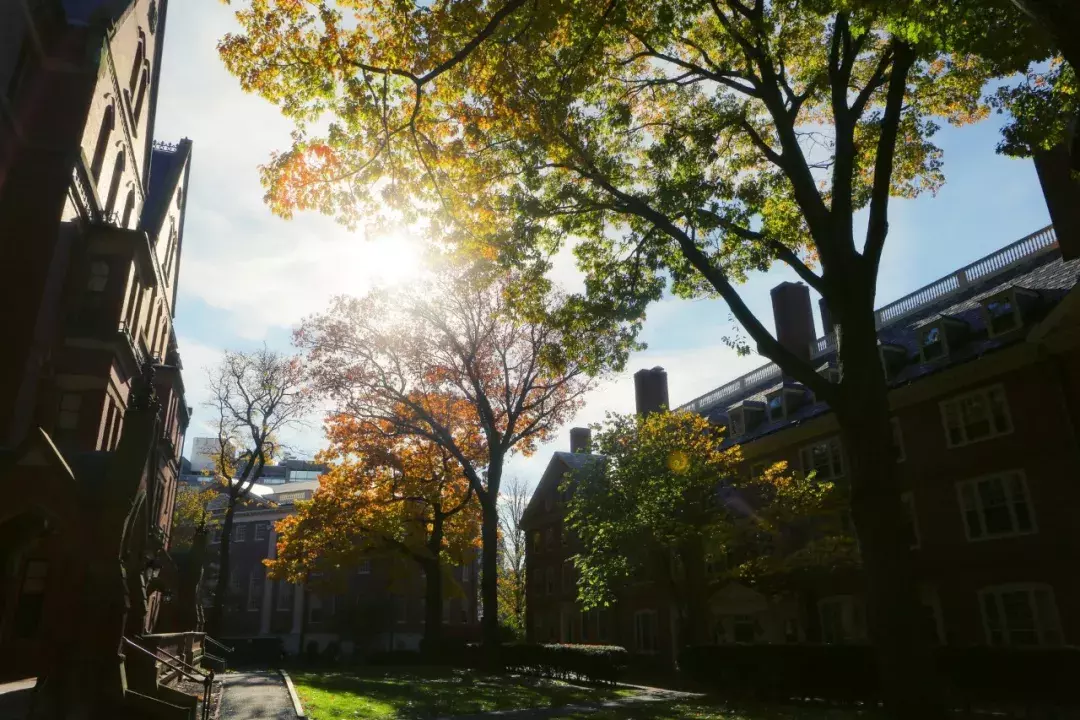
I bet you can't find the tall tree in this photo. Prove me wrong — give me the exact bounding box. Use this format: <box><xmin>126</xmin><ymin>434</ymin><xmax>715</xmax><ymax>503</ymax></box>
<box><xmin>295</xmin><ymin>262</ymin><xmax>619</xmax><ymax>647</ymax></box>
<box><xmin>169</xmin><ymin>482</ymin><xmax>218</xmax><ymax>553</ymax></box>
<box><xmin>497</xmin><ymin>476</ymin><xmax>530</xmax><ymax>637</ymax></box>
<box><xmin>567</xmin><ymin>411</ymin><xmax>846</xmax><ymax>644</ymax></box>
<box><xmin>221</xmin><ymin>2</ymin><xmax>994</xmax><ymax>709</ymax></box>
<box><xmin>268</xmin><ymin>406</ymin><xmax>482</xmax><ymax>649</ymax></box>
<box><xmin>205</xmin><ymin>347</ymin><xmax>312</xmax><ymax>634</ymax></box>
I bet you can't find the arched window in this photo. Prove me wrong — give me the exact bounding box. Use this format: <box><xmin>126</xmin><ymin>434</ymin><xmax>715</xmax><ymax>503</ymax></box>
<box><xmin>91</xmin><ymin>105</ymin><xmax>114</xmax><ymax>181</ymax></box>
<box><xmin>133</xmin><ymin>65</ymin><xmax>149</xmax><ymax>121</ymax></box>
<box><xmin>121</xmin><ymin>189</ymin><xmax>136</xmax><ymax>227</ymax></box>
<box><xmin>105</xmin><ymin>150</ymin><xmax>125</xmax><ymax>217</ymax></box>
<box><xmin>130</xmin><ymin>32</ymin><xmax>145</xmax><ymax>94</ymax></box>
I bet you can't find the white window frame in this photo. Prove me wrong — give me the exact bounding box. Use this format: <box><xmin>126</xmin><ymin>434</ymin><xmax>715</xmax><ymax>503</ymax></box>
<box><xmin>956</xmin><ymin>470</ymin><xmax>1036</xmax><ymax>542</ymax></box>
<box><xmin>254</xmin><ymin>522</ymin><xmax>268</xmax><ymax>541</ymax></box>
<box><xmin>357</xmin><ymin>559</ymin><xmax>371</xmax><ymax>575</ymax></box>
<box><xmin>461</xmin><ymin>564</ymin><xmax>470</xmax><ymax>582</ymax></box>
<box><xmin>765</xmin><ymin>391</ymin><xmax>784</xmax><ymax>423</ymax></box>
<box><xmin>233</xmin><ymin>524</ymin><xmax>246</xmax><ymax>542</ymax></box>
<box><xmin>247</xmin><ymin>571</ymin><xmax>262</xmax><ymax>612</ymax></box>
<box><xmin>940</xmin><ymin>384</ymin><xmax>1013</xmax><ymax>448</ymax></box>
<box><xmin>634</xmin><ymin>609</ymin><xmax>658</xmax><ymax>654</ymax></box>
<box><xmin>983</xmin><ymin>291</ymin><xmax>1022</xmax><ymax>338</ymax></box>
<box><xmin>902</xmin><ymin>491</ymin><xmax>920</xmax><ymax>549</ymax></box>
<box><xmin>799</xmin><ymin>437</ymin><xmax>844</xmax><ymax>481</ymax></box>
<box><xmin>276</xmin><ymin>580</ymin><xmax>292</xmax><ymax>610</ymax></box>
<box><xmin>891</xmin><ymin>417</ymin><xmax>905</xmax><ymax>463</ymax></box>
<box><xmin>211</xmin><ymin>527</ymin><xmax>222</xmax><ymax>544</ymax></box>
<box><xmin>979</xmin><ymin>584</ymin><xmax>1062</xmax><ymax>647</ymax></box>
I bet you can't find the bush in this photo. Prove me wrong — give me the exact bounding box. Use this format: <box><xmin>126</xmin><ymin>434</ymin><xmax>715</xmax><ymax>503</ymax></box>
<box><xmin>679</xmin><ymin>644</ymin><xmax>1080</xmax><ymax>706</ymax></box>
<box><xmin>472</xmin><ymin>643</ymin><xmax>628</xmax><ymax>686</ymax></box>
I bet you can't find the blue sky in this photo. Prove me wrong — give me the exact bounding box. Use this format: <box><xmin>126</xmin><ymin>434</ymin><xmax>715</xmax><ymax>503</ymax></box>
<box><xmin>153</xmin><ymin>1</ymin><xmax>1051</xmax><ymax>487</ymax></box>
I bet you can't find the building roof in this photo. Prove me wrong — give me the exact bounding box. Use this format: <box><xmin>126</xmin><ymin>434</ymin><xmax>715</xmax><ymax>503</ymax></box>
<box><xmin>140</xmin><ymin>140</ymin><xmax>191</xmax><ymax>241</ymax></box>
<box><xmin>683</xmin><ymin>227</ymin><xmax>1079</xmax><ymax>447</ymax></box>
<box><xmin>521</xmin><ymin>451</ymin><xmax>603</xmax><ymax>529</ymax></box>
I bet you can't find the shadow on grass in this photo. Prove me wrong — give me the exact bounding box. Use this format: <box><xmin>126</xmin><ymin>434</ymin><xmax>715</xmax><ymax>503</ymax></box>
<box><xmin>291</xmin><ymin>666</ymin><xmax>629</xmax><ymax>719</ymax></box>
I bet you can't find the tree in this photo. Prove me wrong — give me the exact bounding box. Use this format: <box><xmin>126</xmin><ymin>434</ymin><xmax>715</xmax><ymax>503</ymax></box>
<box><xmin>267</xmin><ymin>406</ymin><xmax>482</xmax><ymax>649</ymax></box>
<box><xmin>497</xmin><ymin>476</ymin><xmax>530</xmax><ymax>637</ymax></box>
<box><xmin>168</xmin><ymin>483</ymin><xmax>218</xmax><ymax>553</ymax></box>
<box><xmin>567</xmin><ymin>411</ymin><xmax>846</xmax><ymax>644</ymax></box>
<box><xmin>295</xmin><ymin>261</ymin><xmax>617</xmax><ymax>647</ymax></box>
<box><xmin>205</xmin><ymin>347</ymin><xmax>313</xmax><ymax>634</ymax></box>
<box><xmin>221</xmin><ymin>2</ymin><xmax>993</xmax><ymax>709</ymax></box>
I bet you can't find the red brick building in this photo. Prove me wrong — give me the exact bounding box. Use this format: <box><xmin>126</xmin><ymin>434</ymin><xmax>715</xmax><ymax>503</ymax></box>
<box><xmin>523</xmin><ymin>224</ymin><xmax>1080</xmax><ymax>665</ymax></box>
<box><xmin>0</xmin><ymin>0</ymin><xmax>194</xmax><ymax>697</ymax></box>
<box><xmin>205</xmin><ymin>479</ymin><xmax>481</xmax><ymax>656</ymax></box>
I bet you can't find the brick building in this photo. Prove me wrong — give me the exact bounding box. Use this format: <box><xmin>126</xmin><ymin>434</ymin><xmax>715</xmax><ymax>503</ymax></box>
<box><xmin>208</xmin><ymin>477</ymin><xmax>481</xmax><ymax>656</ymax></box>
<box><xmin>523</xmin><ymin>224</ymin><xmax>1080</xmax><ymax>664</ymax></box>
<box><xmin>0</xmin><ymin>0</ymin><xmax>196</xmax><ymax>703</ymax></box>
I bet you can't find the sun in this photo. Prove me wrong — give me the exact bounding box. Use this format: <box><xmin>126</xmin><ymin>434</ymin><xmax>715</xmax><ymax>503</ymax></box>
<box><xmin>362</xmin><ymin>227</ymin><xmax>427</xmax><ymax>287</ymax></box>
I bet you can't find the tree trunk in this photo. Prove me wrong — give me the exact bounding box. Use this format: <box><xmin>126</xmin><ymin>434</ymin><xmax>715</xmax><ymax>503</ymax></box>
<box><xmin>208</xmin><ymin>498</ymin><xmax>237</xmax><ymax>635</ymax></box>
<box><xmin>834</xmin><ymin>294</ymin><xmax>945</xmax><ymax>719</ymax></box>
<box><xmin>422</xmin><ymin>558</ymin><xmax>443</xmax><ymax>654</ymax></box>
<box><xmin>481</xmin><ymin>499</ymin><xmax>501</xmax><ymax>649</ymax></box>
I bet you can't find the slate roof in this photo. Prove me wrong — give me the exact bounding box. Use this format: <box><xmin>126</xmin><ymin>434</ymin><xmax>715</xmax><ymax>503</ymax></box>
<box><xmin>698</xmin><ymin>246</ymin><xmax>1080</xmax><ymax>448</ymax></box>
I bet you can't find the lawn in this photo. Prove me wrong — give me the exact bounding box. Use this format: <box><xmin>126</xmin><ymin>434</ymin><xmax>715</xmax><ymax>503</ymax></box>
<box><xmin>290</xmin><ymin>667</ymin><xmax>878</xmax><ymax>720</ymax></box>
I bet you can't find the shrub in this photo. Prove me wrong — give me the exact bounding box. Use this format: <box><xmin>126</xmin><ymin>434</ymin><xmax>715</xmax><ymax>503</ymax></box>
<box><xmin>498</xmin><ymin>643</ymin><xmax>629</xmax><ymax>686</ymax></box>
<box><xmin>679</xmin><ymin>644</ymin><xmax>1080</xmax><ymax>706</ymax></box>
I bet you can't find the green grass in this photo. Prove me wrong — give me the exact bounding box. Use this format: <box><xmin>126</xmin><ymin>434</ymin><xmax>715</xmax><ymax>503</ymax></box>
<box><xmin>292</xmin><ymin>667</ymin><xmax>878</xmax><ymax>720</ymax></box>
<box><xmin>291</xmin><ymin>666</ymin><xmax>630</xmax><ymax>719</ymax></box>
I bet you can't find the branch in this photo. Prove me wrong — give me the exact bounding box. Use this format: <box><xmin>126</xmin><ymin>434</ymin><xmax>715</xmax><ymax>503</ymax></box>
<box><xmin>863</xmin><ymin>41</ymin><xmax>916</xmax><ymax>278</ymax></box>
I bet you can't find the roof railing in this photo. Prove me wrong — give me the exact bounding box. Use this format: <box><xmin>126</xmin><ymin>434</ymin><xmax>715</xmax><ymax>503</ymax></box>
<box><xmin>677</xmin><ymin>225</ymin><xmax>1059</xmax><ymax>414</ymax></box>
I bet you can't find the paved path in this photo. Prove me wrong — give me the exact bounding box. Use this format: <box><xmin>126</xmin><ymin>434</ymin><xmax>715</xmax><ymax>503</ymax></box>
<box><xmin>219</xmin><ymin>670</ymin><xmax>296</xmax><ymax>720</ymax></box>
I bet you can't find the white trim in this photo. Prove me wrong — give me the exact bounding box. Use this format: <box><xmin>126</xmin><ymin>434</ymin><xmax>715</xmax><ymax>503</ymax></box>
<box><xmin>799</xmin><ymin>436</ymin><xmax>844</xmax><ymax>481</ymax></box>
<box><xmin>633</xmin><ymin>609</ymin><xmax>659</xmax><ymax>654</ymax></box>
<box><xmin>940</xmin><ymin>384</ymin><xmax>1014</xmax><ymax>449</ymax></box>
<box><xmin>978</xmin><ymin>583</ymin><xmax>1062</xmax><ymax>647</ymax></box>
<box><xmin>956</xmin><ymin>470</ymin><xmax>1036</xmax><ymax>541</ymax></box>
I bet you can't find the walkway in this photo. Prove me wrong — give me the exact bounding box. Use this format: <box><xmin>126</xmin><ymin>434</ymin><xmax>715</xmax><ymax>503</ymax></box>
<box><xmin>219</xmin><ymin>670</ymin><xmax>296</xmax><ymax>720</ymax></box>
<box><xmin>0</xmin><ymin>678</ymin><xmax>35</xmax><ymax>719</ymax></box>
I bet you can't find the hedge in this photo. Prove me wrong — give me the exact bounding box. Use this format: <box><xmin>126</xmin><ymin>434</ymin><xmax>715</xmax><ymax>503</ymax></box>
<box><xmin>469</xmin><ymin>643</ymin><xmax>629</xmax><ymax>686</ymax></box>
<box><xmin>679</xmin><ymin>644</ymin><xmax>1079</xmax><ymax>705</ymax></box>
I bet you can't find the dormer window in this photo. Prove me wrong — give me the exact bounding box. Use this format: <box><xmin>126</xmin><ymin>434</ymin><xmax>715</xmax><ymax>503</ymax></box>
<box><xmin>921</xmin><ymin>326</ymin><xmax>944</xmax><ymax>361</ymax></box>
<box><xmin>818</xmin><ymin>364</ymin><xmax>841</xmax><ymax>384</ymax></box>
<box><xmin>983</xmin><ymin>288</ymin><xmax>1038</xmax><ymax>338</ymax></box>
<box><xmin>879</xmin><ymin>343</ymin><xmax>908</xmax><ymax>379</ymax></box>
<box><xmin>919</xmin><ymin>316</ymin><xmax>969</xmax><ymax>363</ymax></box>
<box><xmin>726</xmin><ymin>401</ymin><xmax>765</xmax><ymax>437</ymax></box>
<box><xmin>766</xmin><ymin>392</ymin><xmax>784</xmax><ymax>423</ymax></box>
<box><xmin>728</xmin><ymin>411</ymin><xmax>746</xmax><ymax>436</ymax></box>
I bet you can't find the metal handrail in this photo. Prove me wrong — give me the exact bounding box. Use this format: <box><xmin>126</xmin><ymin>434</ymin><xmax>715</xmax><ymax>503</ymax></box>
<box><xmin>204</xmin><ymin>635</ymin><xmax>234</xmax><ymax>654</ymax></box>
<box><xmin>123</xmin><ymin>638</ymin><xmax>214</xmax><ymax>720</ymax></box>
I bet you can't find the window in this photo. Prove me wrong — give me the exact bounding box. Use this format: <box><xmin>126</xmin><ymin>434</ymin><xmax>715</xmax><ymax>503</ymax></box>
<box><xmin>799</xmin><ymin>437</ymin><xmax>844</xmax><ymax>481</ymax></box>
<box><xmin>57</xmin><ymin>393</ymin><xmax>81</xmax><ymax>430</ymax></box>
<box><xmin>891</xmin><ymin>418</ymin><xmax>905</xmax><ymax>463</ymax></box>
<box><xmin>211</xmin><ymin>527</ymin><xmax>222</xmax><ymax>544</ymax></box>
<box><xmin>766</xmin><ymin>392</ymin><xmax>784</xmax><ymax>422</ymax></box>
<box><xmin>229</xmin><ymin>571</ymin><xmax>241</xmax><ymax>593</ymax></box>
<box><xmin>941</xmin><ymin>385</ymin><xmax>1012</xmax><ymax>447</ymax></box>
<box><xmin>561</xmin><ymin>562</ymin><xmax>573</xmax><ymax>594</ymax></box>
<box><xmin>634</xmin><ymin>610</ymin><xmax>658</xmax><ymax>653</ymax></box>
<box><xmin>13</xmin><ymin>560</ymin><xmax>48</xmax><ymax>639</ymax></box>
<box><xmin>309</xmin><ymin>594</ymin><xmax>324</xmax><ymax>624</ymax></box>
<box><xmin>980</xmin><ymin>585</ymin><xmax>1061</xmax><ymax>647</ymax></box>
<box><xmin>130</xmin><ymin>32</ymin><xmax>145</xmax><ymax>93</ymax></box>
<box><xmin>545</xmin><ymin>567</ymin><xmax>554</xmax><ymax>596</ymax></box>
<box><xmin>818</xmin><ymin>596</ymin><xmax>865</xmax><ymax>644</ymax></box>
<box><xmin>88</xmin><ymin>260</ymin><xmax>109</xmax><ymax>292</ymax></box>
<box><xmin>461</xmin><ymin>607</ymin><xmax>469</xmax><ymax>624</ymax></box>
<box><xmin>985</xmin><ymin>294</ymin><xmax>1019</xmax><ymax>336</ymax></box>
<box><xmin>531</xmin><ymin>531</ymin><xmax>541</xmax><ymax>552</ymax></box>
<box><xmin>732</xmin><ymin>615</ymin><xmax>756</xmax><ymax>643</ymax></box>
<box><xmin>233</xmin><ymin>524</ymin><xmax>246</xmax><ymax>542</ymax></box>
<box><xmin>254</xmin><ymin>522</ymin><xmax>268</xmax><ymax>541</ymax></box>
<box><xmin>920</xmin><ymin>587</ymin><xmax>944</xmax><ymax>645</ymax></box>
<box><xmin>921</xmin><ymin>325</ymin><xmax>944</xmax><ymax>361</ymax></box>
<box><xmin>581</xmin><ymin>609</ymin><xmax>598</xmax><ymax>643</ymax></box>
<box><xmin>357</xmin><ymin>559</ymin><xmax>371</xmax><ymax>575</ymax></box>
<box><xmin>247</xmin><ymin>571</ymin><xmax>263</xmax><ymax>612</ymax></box>
<box><xmin>133</xmin><ymin>66</ymin><xmax>149</xmax><ymax>120</ymax></box>
<box><xmin>561</xmin><ymin>608</ymin><xmax>577</xmax><ymax>643</ymax></box>
<box><xmin>121</xmin><ymin>189</ymin><xmax>136</xmax><ymax>227</ymax></box>
<box><xmin>545</xmin><ymin>527</ymin><xmax>555</xmax><ymax>548</ymax></box>
<box><xmin>277</xmin><ymin>581</ymin><xmax>293</xmax><ymax>610</ymax></box>
<box><xmin>105</xmin><ymin>150</ymin><xmax>125</xmax><ymax>216</ymax></box>
<box><xmin>393</xmin><ymin>595</ymin><xmax>406</xmax><ymax>624</ymax></box>
<box><xmin>91</xmin><ymin>106</ymin><xmax>114</xmax><ymax>181</ymax></box>
<box><xmin>461</xmin><ymin>564</ymin><xmax>470</xmax><ymax>582</ymax></box>
<box><xmin>902</xmin><ymin>492</ymin><xmax>920</xmax><ymax>549</ymax></box>
<box><xmin>958</xmin><ymin>471</ymin><xmax>1035</xmax><ymax>541</ymax></box>
<box><xmin>728</xmin><ymin>410</ymin><xmax>746</xmax><ymax>436</ymax></box>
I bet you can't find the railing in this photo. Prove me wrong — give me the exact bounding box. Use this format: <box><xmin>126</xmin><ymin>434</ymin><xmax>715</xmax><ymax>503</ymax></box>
<box><xmin>677</xmin><ymin>225</ymin><xmax>1058</xmax><ymax>414</ymax></box>
<box><xmin>153</xmin><ymin>140</ymin><xmax>181</xmax><ymax>153</ymax></box>
<box><xmin>204</xmin><ymin>635</ymin><xmax>234</xmax><ymax>655</ymax></box>
<box><xmin>123</xmin><ymin>637</ymin><xmax>214</xmax><ymax>720</ymax></box>
<box><xmin>874</xmin><ymin>225</ymin><xmax>1056</xmax><ymax>328</ymax></box>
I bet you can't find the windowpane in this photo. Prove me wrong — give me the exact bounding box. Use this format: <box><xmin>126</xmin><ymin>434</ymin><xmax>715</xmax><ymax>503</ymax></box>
<box><xmin>962</xmin><ymin>395</ymin><xmax>991</xmax><ymax>440</ymax></box>
<box><xmin>1000</xmin><ymin>591</ymin><xmax>1038</xmax><ymax>646</ymax></box>
<box><xmin>989</xmin><ymin>388</ymin><xmax>1010</xmax><ymax>434</ymax></box>
<box><xmin>977</xmin><ymin>478</ymin><xmax>1013</xmax><ymax>535</ymax></box>
<box><xmin>982</xmin><ymin>593</ymin><xmax>1004</xmax><ymax>646</ymax></box>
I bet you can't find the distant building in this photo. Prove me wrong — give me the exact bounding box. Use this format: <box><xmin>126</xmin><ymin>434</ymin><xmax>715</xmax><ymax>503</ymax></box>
<box><xmin>207</xmin><ymin>468</ymin><xmax>480</xmax><ymax>655</ymax></box>
<box><xmin>524</xmin><ymin>225</ymin><xmax>1080</xmax><ymax>662</ymax></box>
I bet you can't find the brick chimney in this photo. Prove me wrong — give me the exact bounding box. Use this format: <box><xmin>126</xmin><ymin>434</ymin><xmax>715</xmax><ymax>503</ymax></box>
<box><xmin>569</xmin><ymin>427</ymin><xmax>592</xmax><ymax>454</ymax></box>
<box><xmin>1033</xmin><ymin>145</ymin><xmax>1080</xmax><ymax>261</ymax></box>
<box><xmin>818</xmin><ymin>298</ymin><xmax>834</xmax><ymax>336</ymax></box>
<box><xmin>634</xmin><ymin>367</ymin><xmax>669</xmax><ymax>416</ymax></box>
<box><xmin>770</xmin><ymin>281</ymin><xmax>816</xmax><ymax>362</ymax></box>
